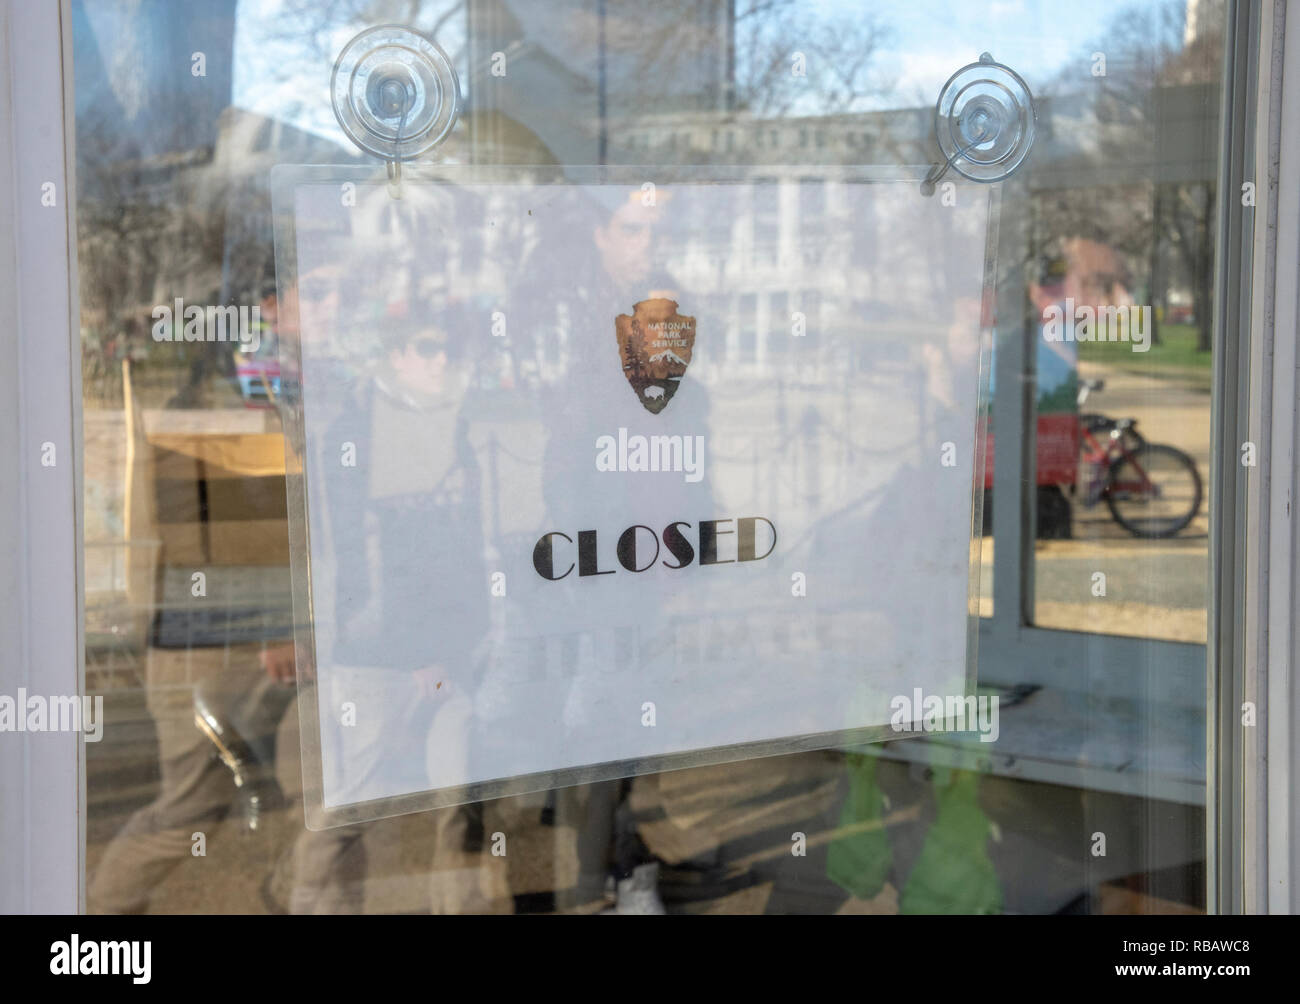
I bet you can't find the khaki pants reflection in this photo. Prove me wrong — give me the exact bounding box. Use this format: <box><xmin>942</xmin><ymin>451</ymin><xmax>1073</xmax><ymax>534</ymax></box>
<box><xmin>88</xmin><ymin>643</ymin><xmax>364</xmax><ymax>914</ymax></box>
<box><xmin>91</xmin><ymin>646</ymin><xmax>543</xmax><ymax>914</ymax></box>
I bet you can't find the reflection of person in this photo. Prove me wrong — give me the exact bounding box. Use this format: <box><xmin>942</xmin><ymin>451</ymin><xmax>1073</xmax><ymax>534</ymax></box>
<box><xmin>314</xmin><ymin>300</ymin><xmax>501</xmax><ymax>912</ymax></box>
<box><xmin>87</xmin><ymin>639</ymin><xmax>296</xmax><ymax>914</ymax></box>
<box><xmin>88</xmin><ymin>263</ymin><xmax>390</xmax><ymax>916</ymax></box>
<box><xmin>89</xmin><ymin>276</ymin><xmax>303</xmax><ymax>913</ymax></box>
<box><xmin>1029</xmin><ymin>236</ymin><xmax>1140</xmax><ymax>401</ymax></box>
<box><xmin>593</xmin><ymin>192</ymin><xmax>674</xmax><ymax>298</ymax></box>
<box><xmin>320</xmin><ymin>303</ymin><xmax>487</xmax><ymax>762</ymax></box>
<box><xmin>1030</xmin><ymin>253</ymin><xmax>1080</xmax><ymax>402</ymax></box>
<box><xmin>272</xmin><ymin>273</ymin><xmax>495</xmax><ymax>914</ymax></box>
<box><xmin>509</xmin><ymin>187</ymin><xmax>713</xmax><ymax>913</ymax></box>
<box><xmin>1030</xmin><ymin>240</ymin><xmax>1136</xmax><ymax>536</ymax></box>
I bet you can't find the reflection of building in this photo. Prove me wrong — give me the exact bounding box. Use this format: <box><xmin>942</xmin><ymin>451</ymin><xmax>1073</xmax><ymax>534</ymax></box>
<box><xmin>611</xmin><ymin>107</ymin><xmax>932</xmax><ymax>165</ymax></box>
<box><xmin>466</xmin><ymin>0</ymin><xmax>1223</xmax><ymax>368</ymax></box>
<box><xmin>466</xmin><ymin>0</ymin><xmax>733</xmax><ymax>162</ymax></box>
<box><xmin>1184</xmin><ymin>0</ymin><xmax>1226</xmax><ymax>46</ymax></box>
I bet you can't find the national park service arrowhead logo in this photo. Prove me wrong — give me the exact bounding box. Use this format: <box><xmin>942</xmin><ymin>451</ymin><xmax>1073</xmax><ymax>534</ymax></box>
<box><xmin>615</xmin><ymin>298</ymin><xmax>695</xmax><ymax>414</ymax></box>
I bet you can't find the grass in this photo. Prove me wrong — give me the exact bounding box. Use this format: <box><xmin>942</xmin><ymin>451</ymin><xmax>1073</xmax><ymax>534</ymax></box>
<box><xmin>1077</xmin><ymin>322</ymin><xmax>1212</xmax><ymax>389</ymax></box>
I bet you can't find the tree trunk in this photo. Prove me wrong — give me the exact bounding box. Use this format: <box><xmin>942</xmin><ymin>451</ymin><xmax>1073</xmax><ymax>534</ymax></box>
<box><xmin>1196</xmin><ymin>182</ymin><xmax>1214</xmax><ymax>353</ymax></box>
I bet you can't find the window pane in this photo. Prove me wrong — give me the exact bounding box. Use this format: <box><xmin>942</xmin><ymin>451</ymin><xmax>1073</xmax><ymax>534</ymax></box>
<box><xmin>79</xmin><ymin>0</ymin><xmax>1221</xmax><ymax>915</ymax></box>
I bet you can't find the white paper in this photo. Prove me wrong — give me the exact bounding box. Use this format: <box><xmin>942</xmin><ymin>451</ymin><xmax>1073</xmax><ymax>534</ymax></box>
<box><xmin>280</xmin><ymin>172</ymin><xmax>992</xmax><ymax>812</ymax></box>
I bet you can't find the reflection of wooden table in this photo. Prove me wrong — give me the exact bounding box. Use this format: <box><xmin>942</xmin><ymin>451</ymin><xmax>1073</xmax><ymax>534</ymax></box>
<box><xmin>130</xmin><ymin>410</ymin><xmax>297</xmax><ymax>569</ymax></box>
<box><xmin>121</xmin><ymin>407</ymin><xmax>299</xmax><ymax>647</ymax></box>
<box><xmin>148</xmin><ymin>430</ymin><xmax>300</xmax><ymax>478</ymax></box>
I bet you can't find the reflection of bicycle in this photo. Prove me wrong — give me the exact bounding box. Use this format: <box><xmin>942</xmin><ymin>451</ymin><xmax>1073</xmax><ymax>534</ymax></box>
<box><xmin>1075</xmin><ymin>379</ymin><xmax>1203</xmax><ymax>538</ymax></box>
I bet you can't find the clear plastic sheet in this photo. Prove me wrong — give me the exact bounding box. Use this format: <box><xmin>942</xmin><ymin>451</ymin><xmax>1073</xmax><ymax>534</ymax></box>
<box><xmin>271</xmin><ymin>165</ymin><xmax>997</xmax><ymax>827</ymax></box>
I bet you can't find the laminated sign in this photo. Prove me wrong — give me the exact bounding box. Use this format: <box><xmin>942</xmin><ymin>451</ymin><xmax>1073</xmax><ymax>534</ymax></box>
<box><xmin>272</xmin><ymin>165</ymin><xmax>996</xmax><ymax>827</ymax></box>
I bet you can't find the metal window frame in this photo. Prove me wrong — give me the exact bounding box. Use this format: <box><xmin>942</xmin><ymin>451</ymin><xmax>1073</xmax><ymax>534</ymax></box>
<box><xmin>1261</xmin><ymin>0</ymin><xmax>1300</xmax><ymax>919</ymax></box>
<box><xmin>1214</xmin><ymin>0</ymin><xmax>1300</xmax><ymax>916</ymax></box>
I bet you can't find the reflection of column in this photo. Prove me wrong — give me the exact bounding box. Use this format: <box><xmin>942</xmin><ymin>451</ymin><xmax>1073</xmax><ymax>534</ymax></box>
<box><xmin>726</xmin><ymin>292</ymin><xmax>740</xmax><ymax>363</ymax></box>
<box><xmin>738</xmin><ymin>294</ymin><xmax>757</xmax><ymax>367</ymax></box>
<box><xmin>780</xmin><ymin>179</ymin><xmax>795</xmax><ymax>272</ymax></box>
<box><xmin>756</xmin><ymin>290</ymin><xmax>769</xmax><ymax>369</ymax></box>
<box><xmin>555</xmin><ymin>300</ymin><xmax>571</xmax><ymax>380</ymax></box>
<box><xmin>597</xmin><ymin>0</ymin><xmax>607</xmax><ymax>163</ymax></box>
<box><xmin>488</xmin><ymin>432</ymin><xmax>501</xmax><ymax>547</ymax></box>
<box><xmin>802</xmin><ymin>407</ymin><xmax>821</xmax><ymax>509</ymax></box>
<box><xmin>806</xmin><ymin>290</ymin><xmax>823</xmax><ymax>382</ymax></box>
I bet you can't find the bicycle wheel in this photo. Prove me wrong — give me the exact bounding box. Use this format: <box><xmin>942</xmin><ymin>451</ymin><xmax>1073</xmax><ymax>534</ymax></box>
<box><xmin>1105</xmin><ymin>443</ymin><xmax>1203</xmax><ymax>538</ymax></box>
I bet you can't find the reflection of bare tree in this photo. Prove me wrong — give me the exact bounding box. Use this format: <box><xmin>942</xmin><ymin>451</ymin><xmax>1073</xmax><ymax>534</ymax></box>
<box><xmin>264</xmin><ymin>1</ymin><xmax>893</xmax><ymax>122</ymax></box>
<box><xmin>75</xmin><ymin>0</ymin><xmax>901</xmax><ymax>405</ymax></box>
<box><xmin>262</xmin><ymin>0</ymin><xmax>467</xmax><ymax>75</ymax></box>
<box><xmin>1038</xmin><ymin>0</ymin><xmax>1222</xmax><ymax>351</ymax></box>
<box><xmin>556</xmin><ymin>0</ymin><xmax>893</xmax><ymax>119</ymax></box>
<box><xmin>732</xmin><ymin>1</ymin><xmax>893</xmax><ymax>116</ymax></box>
<box><xmin>76</xmin><ymin>116</ymin><xmax>230</xmax><ymax>404</ymax></box>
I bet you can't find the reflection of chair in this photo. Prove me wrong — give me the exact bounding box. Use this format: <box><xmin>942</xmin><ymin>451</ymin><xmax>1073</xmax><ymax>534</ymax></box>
<box><xmin>122</xmin><ymin>361</ymin><xmax>300</xmax><ymax>630</ymax></box>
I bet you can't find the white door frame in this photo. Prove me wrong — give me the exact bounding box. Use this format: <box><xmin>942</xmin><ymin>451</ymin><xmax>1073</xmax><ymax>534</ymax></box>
<box><xmin>1</xmin><ymin>0</ymin><xmax>1298</xmax><ymax>915</ymax></box>
<box><xmin>1224</xmin><ymin>0</ymin><xmax>1300</xmax><ymax>915</ymax></box>
<box><xmin>1262</xmin><ymin>0</ymin><xmax>1300</xmax><ymax>917</ymax></box>
<box><xmin>0</xmin><ymin>0</ymin><xmax>84</xmax><ymax>914</ymax></box>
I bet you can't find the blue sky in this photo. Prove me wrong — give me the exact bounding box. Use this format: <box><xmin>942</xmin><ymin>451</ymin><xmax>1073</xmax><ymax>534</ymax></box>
<box><xmin>231</xmin><ymin>0</ymin><xmax>1180</xmax><ymax>143</ymax></box>
<box><xmin>852</xmin><ymin>0</ymin><xmax>1149</xmax><ymax>104</ymax></box>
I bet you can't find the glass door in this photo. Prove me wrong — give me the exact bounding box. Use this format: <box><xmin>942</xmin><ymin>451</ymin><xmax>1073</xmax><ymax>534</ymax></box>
<box><xmin>67</xmin><ymin>0</ymin><xmax>1247</xmax><ymax>914</ymax></box>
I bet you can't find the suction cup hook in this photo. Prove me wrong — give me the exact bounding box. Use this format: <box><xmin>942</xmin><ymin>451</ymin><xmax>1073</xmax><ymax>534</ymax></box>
<box><xmin>331</xmin><ymin>24</ymin><xmax>461</xmax><ymax>198</ymax></box>
<box><xmin>922</xmin><ymin>52</ymin><xmax>1036</xmax><ymax>196</ymax></box>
